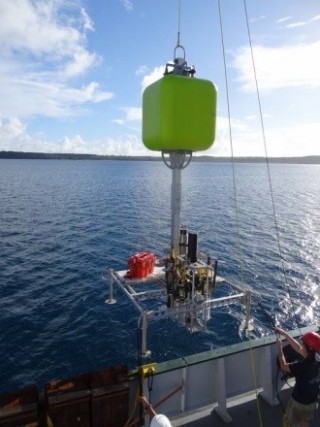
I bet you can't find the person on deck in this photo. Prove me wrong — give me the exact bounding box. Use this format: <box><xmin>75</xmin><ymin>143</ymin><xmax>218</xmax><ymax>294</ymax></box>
<box><xmin>275</xmin><ymin>326</ymin><xmax>320</xmax><ymax>427</ymax></box>
<box><xmin>140</xmin><ymin>395</ymin><xmax>172</xmax><ymax>427</ymax></box>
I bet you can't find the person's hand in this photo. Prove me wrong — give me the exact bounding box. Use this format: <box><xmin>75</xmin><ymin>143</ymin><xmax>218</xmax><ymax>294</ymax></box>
<box><xmin>139</xmin><ymin>395</ymin><xmax>148</xmax><ymax>405</ymax></box>
<box><xmin>274</xmin><ymin>326</ymin><xmax>285</xmax><ymax>336</ymax></box>
<box><xmin>275</xmin><ymin>334</ymin><xmax>282</xmax><ymax>347</ymax></box>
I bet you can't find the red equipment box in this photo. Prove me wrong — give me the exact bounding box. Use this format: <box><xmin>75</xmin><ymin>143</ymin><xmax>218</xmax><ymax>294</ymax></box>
<box><xmin>127</xmin><ymin>252</ymin><xmax>155</xmax><ymax>279</ymax></box>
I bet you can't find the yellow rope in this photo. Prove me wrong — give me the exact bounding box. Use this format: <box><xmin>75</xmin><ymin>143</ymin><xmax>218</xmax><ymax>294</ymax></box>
<box><xmin>282</xmin><ymin>413</ymin><xmax>289</xmax><ymax>427</ymax></box>
<box><xmin>217</xmin><ymin>5</ymin><xmax>263</xmax><ymax>421</ymax></box>
<box><xmin>123</xmin><ymin>384</ymin><xmax>140</xmax><ymax>427</ymax></box>
<box><xmin>218</xmin><ymin>2</ymin><xmax>263</xmax><ymax>422</ymax></box>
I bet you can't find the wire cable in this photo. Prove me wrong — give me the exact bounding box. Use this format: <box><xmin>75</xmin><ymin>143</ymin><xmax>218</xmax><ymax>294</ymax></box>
<box><xmin>176</xmin><ymin>0</ymin><xmax>182</xmax><ymax>47</ymax></box>
<box><xmin>217</xmin><ymin>0</ymin><xmax>244</xmax><ymax>287</ymax></box>
<box><xmin>218</xmin><ymin>6</ymin><xmax>263</xmax><ymax>423</ymax></box>
<box><xmin>242</xmin><ymin>0</ymin><xmax>302</xmax><ymax>333</ymax></box>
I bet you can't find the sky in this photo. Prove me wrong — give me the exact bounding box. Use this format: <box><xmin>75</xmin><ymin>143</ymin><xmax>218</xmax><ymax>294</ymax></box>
<box><xmin>0</xmin><ymin>0</ymin><xmax>319</xmax><ymax>157</ymax></box>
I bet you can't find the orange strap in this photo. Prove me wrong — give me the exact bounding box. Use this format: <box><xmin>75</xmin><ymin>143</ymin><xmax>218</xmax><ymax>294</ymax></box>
<box><xmin>128</xmin><ymin>385</ymin><xmax>183</xmax><ymax>427</ymax></box>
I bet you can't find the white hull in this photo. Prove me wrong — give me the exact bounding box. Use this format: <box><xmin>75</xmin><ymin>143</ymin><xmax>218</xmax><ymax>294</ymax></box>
<box><xmin>131</xmin><ymin>325</ymin><xmax>318</xmax><ymax>426</ymax></box>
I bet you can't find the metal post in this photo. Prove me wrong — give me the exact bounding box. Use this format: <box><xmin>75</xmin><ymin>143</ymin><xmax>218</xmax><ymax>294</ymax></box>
<box><xmin>162</xmin><ymin>151</ymin><xmax>192</xmax><ymax>255</ymax></box>
<box><xmin>180</xmin><ymin>367</ymin><xmax>187</xmax><ymax>413</ymax></box>
<box><xmin>214</xmin><ymin>358</ymin><xmax>232</xmax><ymax>422</ymax></box>
<box><xmin>171</xmin><ymin>159</ymin><xmax>182</xmax><ymax>254</ymax></box>
<box><xmin>243</xmin><ymin>290</ymin><xmax>252</xmax><ymax>330</ymax></box>
<box><xmin>105</xmin><ymin>269</ymin><xmax>117</xmax><ymax>304</ymax></box>
<box><xmin>140</xmin><ymin>311</ymin><xmax>151</xmax><ymax>357</ymax></box>
<box><xmin>203</xmin><ymin>268</ymin><xmax>211</xmax><ymax>323</ymax></box>
<box><xmin>259</xmin><ymin>345</ymin><xmax>280</xmax><ymax>405</ymax></box>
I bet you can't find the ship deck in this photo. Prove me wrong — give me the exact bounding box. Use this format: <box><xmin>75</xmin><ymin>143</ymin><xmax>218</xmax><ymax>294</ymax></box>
<box><xmin>171</xmin><ymin>387</ymin><xmax>320</xmax><ymax>426</ymax></box>
<box><xmin>133</xmin><ymin>325</ymin><xmax>320</xmax><ymax>427</ymax></box>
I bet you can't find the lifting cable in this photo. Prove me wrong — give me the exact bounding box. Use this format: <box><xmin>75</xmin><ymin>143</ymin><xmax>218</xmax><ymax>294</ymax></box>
<box><xmin>218</xmin><ymin>7</ymin><xmax>266</xmax><ymax>422</ymax></box>
<box><xmin>243</xmin><ymin>0</ymin><xmax>304</xmax><ymax>420</ymax></box>
<box><xmin>242</xmin><ymin>0</ymin><xmax>301</xmax><ymax>333</ymax></box>
<box><xmin>176</xmin><ymin>0</ymin><xmax>182</xmax><ymax>49</ymax></box>
<box><xmin>217</xmin><ymin>0</ymin><xmax>244</xmax><ymax>289</ymax></box>
<box><xmin>217</xmin><ymin>3</ymin><xmax>265</xmax><ymax>424</ymax></box>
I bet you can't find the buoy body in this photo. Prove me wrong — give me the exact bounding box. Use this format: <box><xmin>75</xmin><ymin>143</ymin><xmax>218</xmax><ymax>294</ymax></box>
<box><xmin>142</xmin><ymin>74</ymin><xmax>217</xmax><ymax>152</ymax></box>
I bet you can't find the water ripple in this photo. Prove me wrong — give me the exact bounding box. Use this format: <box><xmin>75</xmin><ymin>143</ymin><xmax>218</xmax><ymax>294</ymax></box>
<box><xmin>0</xmin><ymin>160</ymin><xmax>320</xmax><ymax>392</ymax></box>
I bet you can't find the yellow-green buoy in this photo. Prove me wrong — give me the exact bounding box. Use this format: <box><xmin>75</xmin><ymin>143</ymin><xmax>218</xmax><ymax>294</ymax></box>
<box><xmin>142</xmin><ymin>73</ymin><xmax>217</xmax><ymax>152</ymax></box>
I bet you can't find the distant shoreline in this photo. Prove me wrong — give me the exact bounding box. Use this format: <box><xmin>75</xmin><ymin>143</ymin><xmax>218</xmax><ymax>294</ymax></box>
<box><xmin>0</xmin><ymin>151</ymin><xmax>320</xmax><ymax>164</ymax></box>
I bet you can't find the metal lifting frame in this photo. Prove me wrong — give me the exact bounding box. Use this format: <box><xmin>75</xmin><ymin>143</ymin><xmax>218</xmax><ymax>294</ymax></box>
<box><xmin>103</xmin><ymin>267</ymin><xmax>251</xmax><ymax>357</ymax></box>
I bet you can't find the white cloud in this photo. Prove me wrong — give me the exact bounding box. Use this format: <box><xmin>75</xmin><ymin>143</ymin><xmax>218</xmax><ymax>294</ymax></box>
<box><xmin>0</xmin><ymin>0</ymin><xmax>110</xmax><ymax>119</ymax></box>
<box><xmin>245</xmin><ymin>115</ymin><xmax>257</xmax><ymax>121</ymax></box>
<box><xmin>1</xmin><ymin>115</ymin><xmax>319</xmax><ymax>158</ymax></box>
<box><xmin>113</xmin><ymin>107</ymin><xmax>142</xmax><ymax>129</ymax></box>
<box><xmin>206</xmin><ymin>116</ymin><xmax>320</xmax><ymax>158</ymax></box>
<box><xmin>283</xmin><ymin>14</ymin><xmax>320</xmax><ymax>29</ymax></box>
<box><xmin>276</xmin><ymin>16</ymin><xmax>291</xmax><ymax>24</ymax></box>
<box><xmin>61</xmin><ymin>133</ymin><xmax>149</xmax><ymax>156</ymax></box>
<box><xmin>250</xmin><ymin>15</ymin><xmax>267</xmax><ymax>24</ymax></box>
<box><xmin>141</xmin><ymin>66</ymin><xmax>165</xmax><ymax>91</ymax></box>
<box><xmin>80</xmin><ymin>7</ymin><xmax>94</xmax><ymax>31</ymax></box>
<box><xmin>0</xmin><ymin>117</ymin><xmax>26</xmax><ymax>141</ymax></box>
<box><xmin>136</xmin><ymin>65</ymin><xmax>149</xmax><ymax>76</ymax></box>
<box><xmin>0</xmin><ymin>117</ymin><xmax>54</xmax><ymax>152</ymax></box>
<box><xmin>285</xmin><ymin>21</ymin><xmax>307</xmax><ymax>29</ymax></box>
<box><xmin>0</xmin><ymin>1</ymin><xmax>90</xmax><ymax>60</ymax></box>
<box><xmin>265</xmin><ymin>122</ymin><xmax>320</xmax><ymax>157</ymax></box>
<box><xmin>122</xmin><ymin>107</ymin><xmax>142</xmax><ymax>121</ymax></box>
<box><xmin>120</xmin><ymin>0</ymin><xmax>133</xmax><ymax>12</ymax></box>
<box><xmin>81</xmin><ymin>82</ymin><xmax>112</xmax><ymax>103</ymax></box>
<box><xmin>215</xmin><ymin>116</ymin><xmax>264</xmax><ymax>157</ymax></box>
<box><xmin>63</xmin><ymin>135</ymin><xmax>87</xmax><ymax>153</ymax></box>
<box><xmin>0</xmin><ymin>117</ymin><xmax>152</xmax><ymax>156</ymax></box>
<box><xmin>233</xmin><ymin>41</ymin><xmax>320</xmax><ymax>92</ymax></box>
<box><xmin>0</xmin><ymin>77</ymin><xmax>113</xmax><ymax>118</ymax></box>
<box><xmin>63</xmin><ymin>50</ymin><xmax>99</xmax><ymax>78</ymax></box>
<box><xmin>113</xmin><ymin>119</ymin><xmax>125</xmax><ymax>125</ymax></box>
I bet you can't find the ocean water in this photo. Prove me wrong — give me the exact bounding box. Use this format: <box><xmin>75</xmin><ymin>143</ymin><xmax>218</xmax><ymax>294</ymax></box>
<box><xmin>1</xmin><ymin>159</ymin><xmax>320</xmax><ymax>393</ymax></box>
